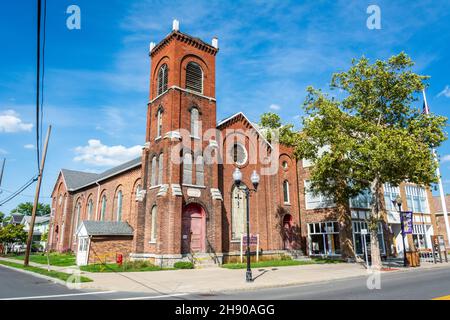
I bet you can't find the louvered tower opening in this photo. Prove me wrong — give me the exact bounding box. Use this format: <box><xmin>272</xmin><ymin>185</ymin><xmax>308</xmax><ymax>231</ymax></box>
<box><xmin>186</xmin><ymin>62</ymin><xmax>203</xmax><ymax>93</ymax></box>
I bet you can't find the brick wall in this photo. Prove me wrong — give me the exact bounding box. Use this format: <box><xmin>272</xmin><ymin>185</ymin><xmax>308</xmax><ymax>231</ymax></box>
<box><xmin>88</xmin><ymin>236</ymin><xmax>133</xmax><ymax>264</ymax></box>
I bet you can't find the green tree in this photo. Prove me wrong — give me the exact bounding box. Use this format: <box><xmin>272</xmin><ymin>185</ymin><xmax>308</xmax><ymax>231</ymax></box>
<box><xmin>0</xmin><ymin>211</ymin><xmax>4</xmax><ymax>224</ymax></box>
<box><xmin>0</xmin><ymin>224</ymin><xmax>28</xmax><ymax>254</ymax></box>
<box><xmin>259</xmin><ymin>112</ymin><xmax>298</xmax><ymax>147</ymax></box>
<box><xmin>296</xmin><ymin>53</ymin><xmax>447</xmax><ymax>268</ymax></box>
<box><xmin>11</xmin><ymin>202</ymin><xmax>50</xmax><ymax>216</ymax></box>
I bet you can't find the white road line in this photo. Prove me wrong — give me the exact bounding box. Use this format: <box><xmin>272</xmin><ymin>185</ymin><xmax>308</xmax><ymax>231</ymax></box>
<box><xmin>1</xmin><ymin>290</ymin><xmax>117</xmax><ymax>300</ymax></box>
<box><xmin>116</xmin><ymin>293</ymin><xmax>189</xmax><ymax>300</ymax></box>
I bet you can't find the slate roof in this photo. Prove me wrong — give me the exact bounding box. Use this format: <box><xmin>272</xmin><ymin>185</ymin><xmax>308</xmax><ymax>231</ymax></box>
<box><xmin>22</xmin><ymin>215</ymin><xmax>50</xmax><ymax>225</ymax></box>
<box><xmin>80</xmin><ymin>221</ymin><xmax>134</xmax><ymax>236</ymax></box>
<box><xmin>61</xmin><ymin>157</ymin><xmax>141</xmax><ymax>191</ymax></box>
<box><xmin>10</xmin><ymin>214</ymin><xmax>24</xmax><ymax>224</ymax></box>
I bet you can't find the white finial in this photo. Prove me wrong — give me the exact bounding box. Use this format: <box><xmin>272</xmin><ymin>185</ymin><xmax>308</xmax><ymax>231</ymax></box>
<box><xmin>173</xmin><ymin>19</ymin><xmax>180</xmax><ymax>31</ymax></box>
<box><xmin>212</xmin><ymin>37</ymin><xmax>219</xmax><ymax>49</ymax></box>
<box><xmin>149</xmin><ymin>42</ymin><xmax>155</xmax><ymax>55</ymax></box>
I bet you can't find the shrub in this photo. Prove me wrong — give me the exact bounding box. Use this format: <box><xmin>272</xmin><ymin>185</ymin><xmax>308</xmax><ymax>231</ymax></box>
<box><xmin>174</xmin><ymin>261</ymin><xmax>194</xmax><ymax>269</ymax></box>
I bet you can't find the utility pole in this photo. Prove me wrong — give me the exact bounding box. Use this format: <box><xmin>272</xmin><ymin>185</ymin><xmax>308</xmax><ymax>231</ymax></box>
<box><xmin>24</xmin><ymin>125</ymin><xmax>51</xmax><ymax>266</ymax></box>
<box><xmin>0</xmin><ymin>158</ymin><xmax>5</xmax><ymax>188</ymax></box>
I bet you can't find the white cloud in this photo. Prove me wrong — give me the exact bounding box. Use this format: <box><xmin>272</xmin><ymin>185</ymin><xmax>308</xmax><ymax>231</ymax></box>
<box><xmin>0</xmin><ymin>110</ymin><xmax>33</xmax><ymax>133</ymax></box>
<box><xmin>441</xmin><ymin>154</ymin><xmax>450</xmax><ymax>163</ymax></box>
<box><xmin>269</xmin><ymin>104</ymin><xmax>281</xmax><ymax>111</ymax></box>
<box><xmin>73</xmin><ymin>139</ymin><xmax>142</xmax><ymax>167</ymax></box>
<box><xmin>438</xmin><ymin>85</ymin><xmax>450</xmax><ymax>98</ymax></box>
<box><xmin>0</xmin><ymin>148</ymin><xmax>8</xmax><ymax>155</ymax></box>
<box><xmin>23</xmin><ymin>144</ymin><xmax>35</xmax><ymax>149</ymax></box>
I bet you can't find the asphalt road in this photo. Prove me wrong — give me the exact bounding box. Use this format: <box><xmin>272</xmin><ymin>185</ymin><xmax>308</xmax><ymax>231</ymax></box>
<box><xmin>1</xmin><ymin>264</ymin><xmax>450</xmax><ymax>300</ymax></box>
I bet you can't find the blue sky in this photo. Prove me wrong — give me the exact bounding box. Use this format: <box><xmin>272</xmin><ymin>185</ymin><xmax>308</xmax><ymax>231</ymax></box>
<box><xmin>1</xmin><ymin>0</ymin><xmax>450</xmax><ymax>214</ymax></box>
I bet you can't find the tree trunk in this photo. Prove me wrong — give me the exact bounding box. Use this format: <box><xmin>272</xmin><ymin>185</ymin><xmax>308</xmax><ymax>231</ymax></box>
<box><xmin>337</xmin><ymin>202</ymin><xmax>363</xmax><ymax>263</ymax></box>
<box><xmin>369</xmin><ymin>177</ymin><xmax>383</xmax><ymax>270</ymax></box>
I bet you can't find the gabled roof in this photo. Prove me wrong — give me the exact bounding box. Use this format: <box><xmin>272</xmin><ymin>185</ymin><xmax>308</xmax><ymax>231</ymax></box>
<box><xmin>216</xmin><ymin>112</ymin><xmax>273</xmax><ymax>149</ymax></box>
<box><xmin>61</xmin><ymin>157</ymin><xmax>142</xmax><ymax>192</ymax></box>
<box><xmin>78</xmin><ymin>221</ymin><xmax>134</xmax><ymax>236</ymax></box>
<box><xmin>61</xmin><ymin>169</ymin><xmax>99</xmax><ymax>191</ymax></box>
<box><xmin>21</xmin><ymin>215</ymin><xmax>50</xmax><ymax>225</ymax></box>
<box><xmin>10</xmin><ymin>214</ymin><xmax>24</xmax><ymax>224</ymax></box>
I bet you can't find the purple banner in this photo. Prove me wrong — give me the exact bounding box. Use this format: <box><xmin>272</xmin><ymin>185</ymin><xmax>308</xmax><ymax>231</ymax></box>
<box><xmin>401</xmin><ymin>211</ymin><xmax>413</xmax><ymax>234</ymax></box>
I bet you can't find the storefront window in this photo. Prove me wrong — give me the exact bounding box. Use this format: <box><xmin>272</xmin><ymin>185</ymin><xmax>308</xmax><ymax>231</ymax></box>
<box><xmin>308</xmin><ymin>221</ymin><xmax>340</xmax><ymax>255</ymax></box>
<box><xmin>413</xmin><ymin>224</ymin><xmax>431</xmax><ymax>249</ymax></box>
<box><xmin>352</xmin><ymin>221</ymin><xmax>386</xmax><ymax>255</ymax></box>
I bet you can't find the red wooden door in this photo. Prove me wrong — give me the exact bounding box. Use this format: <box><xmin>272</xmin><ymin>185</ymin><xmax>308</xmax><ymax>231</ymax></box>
<box><xmin>182</xmin><ymin>204</ymin><xmax>205</xmax><ymax>253</ymax></box>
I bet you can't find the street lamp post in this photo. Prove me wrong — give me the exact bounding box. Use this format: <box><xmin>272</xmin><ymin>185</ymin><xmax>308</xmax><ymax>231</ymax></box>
<box><xmin>393</xmin><ymin>196</ymin><xmax>408</xmax><ymax>267</ymax></box>
<box><xmin>233</xmin><ymin>167</ymin><xmax>260</xmax><ymax>283</ymax></box>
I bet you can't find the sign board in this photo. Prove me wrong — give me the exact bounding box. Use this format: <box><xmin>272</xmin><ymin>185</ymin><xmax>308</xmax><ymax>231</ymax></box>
<box><xmin>240</xmin><ymin>234</ymin><xmax>260</xmax><ymax>263</ymax></box>
<box><xmin>431</xmin><ymin>235</ymin><xmax>448</xmax><ymax>263</ymax></box>
<box><xmin>400</xmin><ymin>211</ymin><xmax>413</xmax><ymax>234</ymax></box>
<box><xmin>242</xmin><ymin>234</ymin><xmax>258</xmax><ymax>245</ymax></box>
<box><xmin>361</xmin><ymin>229</ymin><xmax>368</xmax><ymax>235</ymax></box>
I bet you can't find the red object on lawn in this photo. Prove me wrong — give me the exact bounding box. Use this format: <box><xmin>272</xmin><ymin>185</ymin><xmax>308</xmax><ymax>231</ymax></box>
<box><xmin>116</xmin><ymin>253</ymin><xmax>123</xmax><ymax>266</ymax></box>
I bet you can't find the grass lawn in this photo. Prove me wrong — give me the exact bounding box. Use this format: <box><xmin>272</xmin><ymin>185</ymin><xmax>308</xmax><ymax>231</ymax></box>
<box><xmin>221</xmin><ymin>258</ymin><xmax>343</xmax><ymax>269</ymax></box>
<box><xmin>0</xmin><ymin>260</ymin><xmax>92</xmax><ymax>283</ymax></box>
<box><xmin>80</xmin><ymin>262</ymin><xmax>173</xmax><ymax>273</ymax></box>
<box><xmin>9</xmin><ymin>253</ymin><xmax>76</xmax><ymax>266</ymax></box>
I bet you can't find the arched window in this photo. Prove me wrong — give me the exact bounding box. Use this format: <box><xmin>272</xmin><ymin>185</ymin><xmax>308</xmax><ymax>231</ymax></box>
<box><xmin>190</xmin><ymin>107</ymin><xmax>199</xmax><ymax>137</ymax></box>
<box><xmin>157</xmin><ymin>64</ymin><xmax>168</xmax><ymax>96</ymax></box>
<box><xmin>231</xmin><ymin>185</ymin><xmax>247</xmax><ymax>240</ymax></box>
<box><xmin>158</xmin><ymin>153</ymin><xmax>164</xmax><ymax>185</ymax></box>
<box><xmin>75</xmin><ymin>202</ymin><xmax>81</xmax><ymax>228</ymax></box>
<box><xmin>150</xmin><ymin>206</ymin><xmax>157</xmax><ymax>242</ymax></box>
<box><xmin>231</xmin><ymin>143</ymin><xmax>247</xmax><ymax>166</ymax></box>
<box><xmin>135</xmin><ymin>184</ymin><xmax>142</xmax><ymax>201</ymax></box>
<box><xmin>116</xmin><ymin>190</ymin><xmax>123</xmax><ymax>221</ymax></box>
<box><xmin>186</xmin><ymin>62</ymin><xmax>203</xmax><ymax>93</ymax></box>
<box><xmin>87</xmin><ymin>199</ymin><xmax>94</xmax><ymax>220</ymax></box>
<box><xmin>151</xmin><ymin>156</ymin><xmax>157</xmax><ymax>186</ymax></box>
<box><xmin>183</xmin><ymin>152</ymin><xmax>193</xmax><ymax>185</ymax></box>
<box><xmin>195</xmin><ymin>155</ymin><xmax>204</xmax><ymax>186</ymax></box>
<box><xmin>100</xmin><ymin>195</ymin><xmax>107</xmax><ymax>221</ymax></box>
<box><xmin>156</xmin><ymin>108</ymin><xmax>163</xmax><ymax>138</ymax></box>
<box><xmin>283</xmin><ymin>180</ymin><xmax>290</xmax><ymax>204</ymax></box>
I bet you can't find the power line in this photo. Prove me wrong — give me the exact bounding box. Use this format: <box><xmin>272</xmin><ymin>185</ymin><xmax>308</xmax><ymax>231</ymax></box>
<box><xmin>0</xmin><ymin>188</ymin><xmax>51</xmax><ymax>199</ymax></box>
<box><xmin>40</xmin><ymin>0</ymin><xmax>47</xmax><ymax>156</ymax></box>
<box><xmin>0</xmin><ymin>176</ymin><xmax>38</xmax><ymax>207</ymax></box>
<box><xmin>35</xmin><ymin>0</ymin><xmax>42</xmax><ymax>171</ymax></box>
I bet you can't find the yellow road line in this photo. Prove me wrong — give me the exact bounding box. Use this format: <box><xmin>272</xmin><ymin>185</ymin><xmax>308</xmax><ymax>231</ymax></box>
<box><xmin>433</xmin><ymin>294</ymin><xmax>450</xmax><ymax>300</ymax></box>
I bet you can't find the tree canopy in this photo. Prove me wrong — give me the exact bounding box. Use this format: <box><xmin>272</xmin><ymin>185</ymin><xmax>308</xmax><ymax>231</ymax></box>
<box><xmin>259</xmin><ymin>112</ymin><xmax>298</xmax><ymax>147</ymax></box>
<box><xmin>295</xmin><ymin>52</ymin><xmax>447</xmax><ymax>267</ymax></box>
<box><xmin>11</xmin><ymin>202</ymin><xmax>50</xmax><ymax>216</ymax></box>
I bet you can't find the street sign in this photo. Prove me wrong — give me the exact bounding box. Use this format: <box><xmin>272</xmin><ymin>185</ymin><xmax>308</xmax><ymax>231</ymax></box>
<box><xmin>400</xmin><ymin>211</ymin><xmax>413</xmax><ymax>234</ymax></box>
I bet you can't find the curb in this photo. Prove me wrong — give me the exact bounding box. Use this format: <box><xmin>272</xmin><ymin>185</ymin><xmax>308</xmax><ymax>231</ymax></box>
<box><xmin>0</xmin><ymin>263</ymin><xmax>68</xmax><ymax>286</ymax></box>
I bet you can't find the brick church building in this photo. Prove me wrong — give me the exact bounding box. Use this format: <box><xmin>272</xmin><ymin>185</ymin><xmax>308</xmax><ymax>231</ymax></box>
<box><xmin>48</xmin><ymin>21</ymin><xmax>442</xmax><ymax>266</ymax></box>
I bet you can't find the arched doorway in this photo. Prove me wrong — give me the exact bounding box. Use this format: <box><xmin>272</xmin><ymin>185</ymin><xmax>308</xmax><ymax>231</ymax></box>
<box><xmin>283</xmin><ymin>214</ymin><xmax>293</xmax><ymax>250</ymax></box>
<box><xmin>182</xmin><ymin>203</ymin><xmax>206</xmax><ymax>253</ymax></box>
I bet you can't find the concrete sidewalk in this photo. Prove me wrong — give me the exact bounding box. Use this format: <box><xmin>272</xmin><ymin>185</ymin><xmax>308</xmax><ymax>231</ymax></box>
<box><xmin>78</xmin><ymin>262</ymin><xmax>450</xmax><ymax>294</ymax></box>
<box><xmin>0</xmin><ymin>257</ymin><xmax>79</xmax><ymax>274</ymax></box>
<box><xmin>2</xmin><ymin>256</ymin><xmax>449</xmax><ymax>295</ymax></box>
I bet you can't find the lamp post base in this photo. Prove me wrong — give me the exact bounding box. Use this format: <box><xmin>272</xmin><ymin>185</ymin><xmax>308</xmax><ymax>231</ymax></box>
<box><xmin>246</xmin><ymin>270</ymin><xmax>253</xmax><ymax>282</ymax></box>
